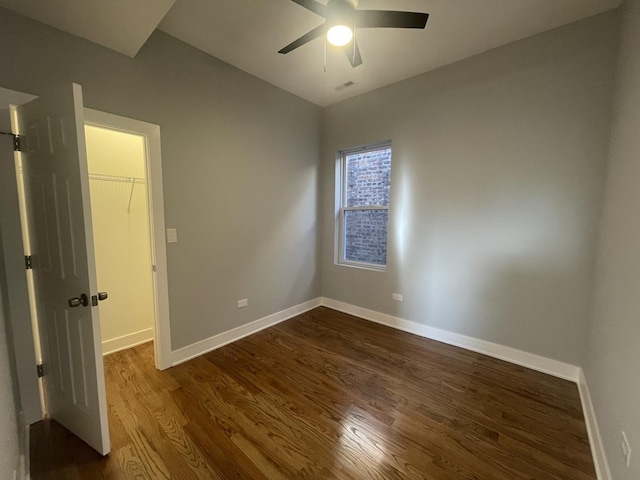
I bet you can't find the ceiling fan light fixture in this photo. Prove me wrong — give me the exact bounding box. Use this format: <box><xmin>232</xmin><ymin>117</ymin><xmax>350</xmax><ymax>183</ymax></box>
<box><xmin>327</xmin><ymin>24</ymin><xmax>353</xmax><ymax>47</ymax></box>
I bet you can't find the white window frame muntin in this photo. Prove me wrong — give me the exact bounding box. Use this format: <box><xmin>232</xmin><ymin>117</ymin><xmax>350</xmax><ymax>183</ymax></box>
<box><xmin>336</xmin><ymin>141</ymin><xmax>392</xmax><ymax>270</ymax></box>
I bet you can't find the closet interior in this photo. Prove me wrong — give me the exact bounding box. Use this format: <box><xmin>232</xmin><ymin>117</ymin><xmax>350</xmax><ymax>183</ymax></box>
<box><xmin>85</xmin><ymin>125</ymin><xmax>155</xmax><ymax>355</ymax></box>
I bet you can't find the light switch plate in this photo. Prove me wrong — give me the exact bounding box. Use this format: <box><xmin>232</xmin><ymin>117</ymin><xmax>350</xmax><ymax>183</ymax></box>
<box><xmin>166</xmin><ymin>228</ymin><xmax>178</xmax><ymax>243</ymax></box>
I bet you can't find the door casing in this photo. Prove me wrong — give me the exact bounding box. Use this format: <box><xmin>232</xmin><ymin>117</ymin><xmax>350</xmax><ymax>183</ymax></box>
<box><xmin>84</xmin><ymin>108</ymin><xmax>172</xmax><ymax>371</ymax></box>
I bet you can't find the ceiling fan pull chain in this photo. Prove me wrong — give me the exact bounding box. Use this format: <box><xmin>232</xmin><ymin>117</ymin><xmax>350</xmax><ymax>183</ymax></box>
<box><xmin>353</xmin><ymin>26</ymin><xmax>357</xmax><ymax>64</ymax></box>
<box><xmin>323</xmin><ymin>37</ymin><xmax>327</xmax><ymax>73</ymax></box>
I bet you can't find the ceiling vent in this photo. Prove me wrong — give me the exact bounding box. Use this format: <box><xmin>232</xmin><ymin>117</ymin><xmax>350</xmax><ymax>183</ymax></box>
<box><xmin>335</xmin><ymin>81</ymin><xmax>356</xmax><ymax>91</ymax></box>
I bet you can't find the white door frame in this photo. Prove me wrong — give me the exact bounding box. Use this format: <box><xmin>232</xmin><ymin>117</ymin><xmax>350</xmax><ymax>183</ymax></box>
<box><xmin>84</xmin><ymin>109</ymin><xmax>172</xmax><ymax>370</ymax></box>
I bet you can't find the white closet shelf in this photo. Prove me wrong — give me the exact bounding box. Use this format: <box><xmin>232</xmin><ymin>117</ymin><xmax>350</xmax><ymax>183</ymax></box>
<box><xmin>88</xmin><ymin>173</ymin><xmax>146</xmax><ymax>184</ymax></box>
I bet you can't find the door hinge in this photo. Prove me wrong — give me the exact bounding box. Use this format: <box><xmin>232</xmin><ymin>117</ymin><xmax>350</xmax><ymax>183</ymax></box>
<box><xmin>0</xmin><ymin>131</ymin><xmax>21</xmax><ymax>151</ymax></box>
<box><xmin>25</xmin><ymin>255</ymin><xmax>32</xmax><ymax>270</ymax></box>
<box><xmin>36</xmin><ymin>363</ymin><xmax>44</xmax><ymax>378</ymax></box>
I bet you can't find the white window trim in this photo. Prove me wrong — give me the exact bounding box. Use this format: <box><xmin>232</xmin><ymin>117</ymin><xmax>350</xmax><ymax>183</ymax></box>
<box><xmin>335</xmin><ymin>141</ymin><xmax>392</xmax><ymax>271</ymax></box>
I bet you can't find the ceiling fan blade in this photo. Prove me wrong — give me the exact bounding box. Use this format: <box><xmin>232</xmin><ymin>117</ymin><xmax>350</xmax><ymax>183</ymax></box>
<box><xmin>345</xmin><ymin>37</ymin><xmax>363</xmax><ymax>68</ymax></box>
<box><xmin>278</xmin><ymin>23</ymin><xmax>328</xmax><ymax>54</ymax></box>
<box><xmin>290</xmin><ymin>0</ymin><xmax>327</xmax><ymax>17</ymax></box>
<box><xmin>354</xmin><ymin>10</ymin><xmax>429</xmax><ymax>29</ymax></box>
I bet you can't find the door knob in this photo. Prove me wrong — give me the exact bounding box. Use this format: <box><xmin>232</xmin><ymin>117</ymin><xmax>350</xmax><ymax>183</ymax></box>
<box><xmin>68</xmin><ymin>293</ymin><xmax>89</xmax><ymax>308</ymax></box>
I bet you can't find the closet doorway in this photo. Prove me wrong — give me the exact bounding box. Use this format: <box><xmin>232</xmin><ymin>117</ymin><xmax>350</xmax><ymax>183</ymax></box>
<box><xmin>84</xmin><ymin>109</ymin><xmax>172</xmax><ymax>370</ymax></box>
<box><xmin>86</xmin><ymin>125</ymin><xmax>154</xmax><ymax>354</ymax></box>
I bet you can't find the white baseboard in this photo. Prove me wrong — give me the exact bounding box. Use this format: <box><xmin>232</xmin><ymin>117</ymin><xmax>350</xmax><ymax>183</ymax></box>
<box><xmin>320</xmin><ymin>297</ymin><xmax>581</xmax><ymax>382</ymax></box>
<box><xmin>170</xmin><ymin>298</ymin><xmax>322</xmax><ymax>367</ymax></box>
<box><xmin>102</xmin><ymin>328</ymin><xmax>153</xmax><ymax>356</ymax></box>
<box><xmin>577</xmin><ymin>369</ymin><xmax>612</xmax><ymax>480</ymax></box>
<box><xmin>19</xmin><ymin>452</ymin><xmax>27</xmax><ymax>480</ymax></box>
<box><xmin>18</xmin><ymin>411</ymin><xmax>29</xmax><ymax>480</ymax></box>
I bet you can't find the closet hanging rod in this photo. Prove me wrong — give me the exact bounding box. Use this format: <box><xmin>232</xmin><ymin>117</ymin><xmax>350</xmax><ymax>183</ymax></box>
<box><xmin>88</xmin><ymin>172</ymin><xmax>145</xmax><ymax>184</ymax></box>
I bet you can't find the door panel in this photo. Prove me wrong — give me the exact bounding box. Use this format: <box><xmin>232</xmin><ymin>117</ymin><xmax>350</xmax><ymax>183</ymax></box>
<box><xmin>31</xmin><ymin>177</ymin><xmax>53</xmax><ymax>273</ymax></box>
<box><xmin>18</xmin><ymin>84</ymin><xmax>110</xmax><ymax>455</ymax></box>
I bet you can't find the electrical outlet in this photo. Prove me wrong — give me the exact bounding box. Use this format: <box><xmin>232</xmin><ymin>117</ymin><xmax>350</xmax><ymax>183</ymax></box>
<box><xmin>392</xmin><ymin>293</ymin><xmax>403</xmax><ymax>302</ymax></box>
<box><xmin>621</xmin><ymin>431</ymin><xmax>631</xmax><ymax>467</ymax></box>
<box><xmin>237</xmin><ymin>298</ymin><xmax>248</xmax><ymax>309</ymax></box>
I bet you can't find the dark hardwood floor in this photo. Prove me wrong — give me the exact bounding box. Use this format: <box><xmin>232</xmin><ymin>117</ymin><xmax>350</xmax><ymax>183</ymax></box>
<box><xmin>30</xmin><ymin>307</ymin><xmax>596</xmax><ymax>479</ymax></box>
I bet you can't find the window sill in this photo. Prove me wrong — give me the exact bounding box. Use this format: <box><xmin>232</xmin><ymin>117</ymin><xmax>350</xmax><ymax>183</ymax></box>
<box><xmin>335</xmin><ymin>261</ymin><xmax>387</xmax><ymax>273</ymax></box>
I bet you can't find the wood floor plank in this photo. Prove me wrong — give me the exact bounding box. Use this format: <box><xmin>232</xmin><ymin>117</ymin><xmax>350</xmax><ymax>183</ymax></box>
<box><xmin>30</xmin><ymin>307</ymin><xmax>596</xmax><ymax>479</ymax></box>
<box><xmin>210</xmin><ymin>342</ymin><xmax>453</xmax><ymax>480</ymax></box>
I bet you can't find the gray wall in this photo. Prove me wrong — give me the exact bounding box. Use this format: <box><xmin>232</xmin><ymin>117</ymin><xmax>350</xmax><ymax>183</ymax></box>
<box><xmin>0</xmin><ymin>8</ymin><xmax>322</xmax><ymax>350</ymax></box>
<box><xmin>320</xmin><ymin>13</ymin><xmax>618</xmax><ymax>365</ymax></box>
<box><xmin>585</xmin><ymin>0</ymin><xmax>640</xmax><ymax>478</ymax></box>
<box><xmin>0</xmin><ymin>224</ymin><xmax>21</xmax><ymax>480</ymax></box>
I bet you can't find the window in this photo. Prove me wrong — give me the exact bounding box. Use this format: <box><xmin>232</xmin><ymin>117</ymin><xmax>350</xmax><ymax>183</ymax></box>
<box><xmin>337</xmin><ymin>142</ymin><xmax>392</xmax><ymax>269</ymax></box>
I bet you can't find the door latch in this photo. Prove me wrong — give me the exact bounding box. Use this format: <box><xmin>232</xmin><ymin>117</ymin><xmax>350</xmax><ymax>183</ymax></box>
<box><xmin>91</xmin><ymin>292</ymin><xmax>109</xmax><ymax>306</ymax></box>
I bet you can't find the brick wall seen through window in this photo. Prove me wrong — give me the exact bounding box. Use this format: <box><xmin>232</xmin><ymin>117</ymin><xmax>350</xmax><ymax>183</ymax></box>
<box><xmin>340</xmin><ymin>145</ymin><xmax>392</xmax><ymax>267</ymax></box>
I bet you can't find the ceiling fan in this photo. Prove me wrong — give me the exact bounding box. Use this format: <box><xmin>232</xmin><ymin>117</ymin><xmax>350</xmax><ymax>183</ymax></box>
<box><xmin>278</xmin><ymin>0</ymin><xmax>429</xmax><ymax>68</ymax></box>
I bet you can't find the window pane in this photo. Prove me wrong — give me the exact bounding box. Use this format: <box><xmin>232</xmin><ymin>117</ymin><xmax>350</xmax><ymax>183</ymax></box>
<box><xmin>346</xmin><ymin>148</ymin><xmax>391</xmax><ymax>207</ymax></box>
<box><xmin>344</xmin><ymin>209</ymin><xmax>388</xmax><ymax>266</ymax></box>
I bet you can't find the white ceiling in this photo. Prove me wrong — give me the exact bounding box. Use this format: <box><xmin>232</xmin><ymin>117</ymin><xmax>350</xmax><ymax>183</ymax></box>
<box><xmin>0</xmin><ymin>0</ymin><xmax>175</xmax><ymax>57</ymax></box>
<box><xmin>0</xmin><ymin>0</ymin><xmax>622</xmax><ymax>106</ymax></box>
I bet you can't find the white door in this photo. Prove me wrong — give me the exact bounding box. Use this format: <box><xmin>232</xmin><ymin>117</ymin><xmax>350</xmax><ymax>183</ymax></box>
<box><xmin>18</xmin><ymin>83</ymin><xmax>110</xmax><ymax>455</ymax></box>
